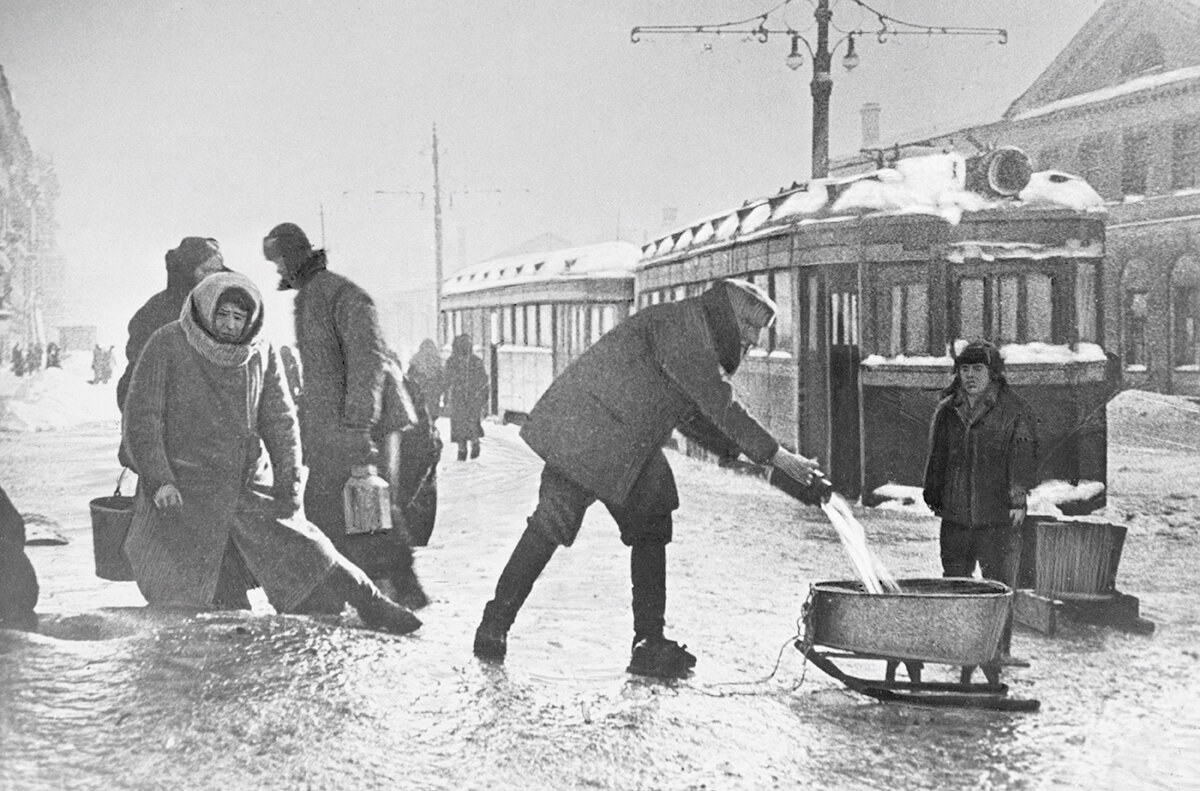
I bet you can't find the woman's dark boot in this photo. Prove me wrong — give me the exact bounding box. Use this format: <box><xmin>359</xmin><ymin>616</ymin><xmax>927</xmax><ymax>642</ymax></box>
<box><xmin>321</xmin><ymin>564</ymin><xmax>421</xmax><ymax>635</ymax></box>
<box><xmin>473</xmin><ymin>527</ymin><xmax>556</xmax><ymax>661</ymax></box>
<box><xmin>457</xmin><ymin>443</ymin><xmax>468</xmax><ymax>461</ymax></box>
<box><xmin>469</xmin><ymin>439</ymin><xmax>480</xmax><ymax>459</ymax></box>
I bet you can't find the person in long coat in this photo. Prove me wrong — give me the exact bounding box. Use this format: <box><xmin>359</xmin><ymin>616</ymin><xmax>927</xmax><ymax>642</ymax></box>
<box><xmin>923</xmin><ymin>339</ymin><xmax>1038</xmax><ymax>683</ymax></box>
<box><xmin>120</xmin><ymin>271</ymin><xmax>420</xmax><ymax>634</ymax></box>
<box><xmin>0</xmin><ymin>483</ymin><xmax>39</xmax><ymax>631</ymax></box>
<box><xmin>407</xmin><ymin>338</ymin><xmax>445</xmax><ymax>422</ymax></box>
<box><xmin>262</xmin><ymin>222</ymin><xmax>427</xmax><ymax>609</ymax></box>
<box><xmin>472</xmin><ymin>279</ymin><xmax>823</xmax><ymax>678</ymax></box>
<box><xmin>116</xmin><ymin>236</ymin><xmax>226</xmax><ymax>410</ymax></box>
<box><xmin>443</xmin><ymin>334</ymin><xmax>489</xmax><ymax>460</ymax></box>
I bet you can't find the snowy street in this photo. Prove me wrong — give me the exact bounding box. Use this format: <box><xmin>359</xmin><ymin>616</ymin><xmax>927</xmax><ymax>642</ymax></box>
<box><xmin>1</xmin><ymin>358</ymin><xmax>1198</xmax><ymax>790</ymax></box>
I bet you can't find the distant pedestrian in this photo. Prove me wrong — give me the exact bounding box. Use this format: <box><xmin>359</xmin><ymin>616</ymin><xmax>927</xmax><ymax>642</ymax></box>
<box><xmin>923</xmin><ymin>339</ymin><xmax>1038</xmax><ymax>684</ymax></box>
<box><xmin>120</xmin><ymin>271</ymin><xmax>420</xmax><ymax>634</ymax></box>
<box><xmin>444</xmin><ymin>334</ymin><xmax>489</xmax><ymax>460</ymax></box>
<box><xmin>10</xmin><ymin>343</ymin><xmax>24</xmax><ymax>377</ymax></box>
<box><xmin>26</xmin><ymin>342</ymin><xmax>43</xmax><ymax>374</ymax></box>
<box><xmin>45</xmin><ymin>342</ymin><xmax>61</xmax><ymax>369</ymax></box>
<box><xmin>117</xmin><ymin>236</ymin><xmax>226</xmax><ymax>410</ymax></box>
<box><xmin>262</xmin><ymin>222</ymin><xmax>427</xmax><ymax>609</ymax></box>
<box><xmin>91</xmin><ymin>344</ymin><xmax>105</xmax><ymax>384</ymax></box>
<box><xmin>0</xmin><ymin>483</ymin><xmax>39</xmax><ymax>631</ymax></box>
<box><xmin>407</xmin><ymin>338</ymin><xmax>445</xmax><ymax>422</ymax></box>
<box><xmin>102</xmin><ymin>347</ymin><xmax>115</xmax><ymax>384</ymax></box>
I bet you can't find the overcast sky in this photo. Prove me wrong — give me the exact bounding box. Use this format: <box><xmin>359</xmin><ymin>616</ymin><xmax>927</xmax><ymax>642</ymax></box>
<box><xmin>0</xmin><ymin>0</ymin><xmax>1100</xmax><ymax>350</ymax></box>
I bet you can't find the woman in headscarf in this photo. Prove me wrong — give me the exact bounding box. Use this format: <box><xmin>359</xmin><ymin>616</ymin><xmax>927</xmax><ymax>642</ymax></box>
<box><xmin>120</xmin><ymin>272</ymin><xmax>420</xmax><ymax>634</ymax></box>
<box><xmin>443</xmin><ymin>334</ymin><xmax>490</xmax><ymax>460</ymax></box>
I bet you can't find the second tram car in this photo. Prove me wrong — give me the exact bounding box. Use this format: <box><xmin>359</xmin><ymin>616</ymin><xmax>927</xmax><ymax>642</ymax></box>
<box><xmin>440</xmin><ymin>240</ymin><xmax>641</xmax><ymax>422</ymax></box>
<box><xmin>636</xmin><ymin>149</ymin><xmax>1115</xmax><ymax>509</ymax></box>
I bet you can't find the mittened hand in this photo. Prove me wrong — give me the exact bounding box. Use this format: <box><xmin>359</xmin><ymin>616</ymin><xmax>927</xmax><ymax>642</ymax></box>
<box><xmin>153</xmin><ymin>483</ymin><xmax>183</xmax><ymax>514</ymax></box>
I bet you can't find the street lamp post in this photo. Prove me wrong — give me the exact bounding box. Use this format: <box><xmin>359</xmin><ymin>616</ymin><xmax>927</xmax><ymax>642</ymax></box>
<box><xmin>632</xmin><ymin>0</ymin><xmax>1006</xmax><ymax>181</ymax></box>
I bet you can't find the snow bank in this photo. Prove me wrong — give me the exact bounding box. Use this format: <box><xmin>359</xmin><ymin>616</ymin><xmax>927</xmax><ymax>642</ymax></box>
<box><xmin>862</xmin><ymin>341</ymin><xmax>1106</xmax><ymax>368</ymax></box>
<box><xmin>0</xmin><ymin>353</ymin><xmax>119</xmax><ymax>432</ymax></box>
<box><xmin>870</xmin><ymin>483</ymin><xmax>933</xmax><ymax>516</ymax></box>
<box><xmin>1027</xmin><ymin>479</ymin><xmax>1106</xmax><ymax>519</ymax></box>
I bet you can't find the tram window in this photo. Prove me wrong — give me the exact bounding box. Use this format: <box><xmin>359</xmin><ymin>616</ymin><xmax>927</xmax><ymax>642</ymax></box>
<box><xmin>650</xmin><ymin>290</ymin><xmax>662</xmax><ymax>305</ymax></box>
<box><xmin>490</xmin><ymin>310</ymin><xmax>501</xmax><ymax>345</ymax></box>
<box><xmin>502</xmin><ymin>306</ymin><xmax>514</xmax><ymax>343</ymax></box>
<box><xmin>808</xmin><ymin>274</ymin><xmax>819</xmax><ymax>351</ymax></box>
<box><xmin>773</xmin><ymin>270</ymin><xmax>794</xmax><ymax>353</ymax></box>
<box><xmin>673</xmin><ymin>286</ymin><xmax>686</xmax><ymax>302</ymax></box>
<box><xmin>885</xmin><ymin>283</ymin><xmax>929</xmax><ymax>354</ymax></box>
<box><xmin>601</xmin><ymin>305</ymin><xmax>616</xmax><ymax>335</ymax></box>
<box><xmin>959</xmin><ymin>278</ymin><xmax>986</xmax><ymax>340</ymax></box>
<box><xmin>1026</xmin><ymin>273</ymin><xmax>1053</xmax><ymax>341</ymax></box>
<box><xmin>1076</xmin><ymin>264</ymin><xmax>1098</xmax><ymax>343</ymax></box>
<box><xmin>998</xmin><ymin>275</ymin><xmax>1021</xmax><ymax>343</ymax></box>
<box><xmin>539</xmin><ymin>304</ymin><xmax>553</xmax><ymax>347</ymax></box>
<box><xmin>514</xmin><ymin>305</ymin><xmax>526</xmax><ymax>346</ymax></box>
<box><xmin>590</xmin><ymin>305</ymin><xmax>603</xmax><ymax>344</ymax></box>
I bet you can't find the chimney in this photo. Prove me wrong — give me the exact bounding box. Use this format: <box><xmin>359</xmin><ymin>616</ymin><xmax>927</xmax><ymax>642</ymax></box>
<box><xmin>860</xmin><ymin>102</ymin><xmax>881</xmax><ymax>151</ymax></box>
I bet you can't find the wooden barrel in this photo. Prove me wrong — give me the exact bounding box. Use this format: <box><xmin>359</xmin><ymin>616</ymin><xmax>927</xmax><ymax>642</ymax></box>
<box><xmin>1029</xmin><ymin>519</ymin><xmax>1125</xmax><ymax>600</ymax></box>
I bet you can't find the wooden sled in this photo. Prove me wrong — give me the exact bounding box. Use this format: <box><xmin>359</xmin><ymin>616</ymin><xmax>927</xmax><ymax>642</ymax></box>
<box><xmin>797</xmin><ymin>644</ymin><xmax>1041</xmax><ymax>712</ymax></box>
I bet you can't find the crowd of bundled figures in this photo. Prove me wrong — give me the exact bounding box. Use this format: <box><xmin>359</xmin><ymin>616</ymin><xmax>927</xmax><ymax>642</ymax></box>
<box><xmin>1</xmin><ymin>219</ymin><xmax>1040</xmax><ymax>682</ymax></box>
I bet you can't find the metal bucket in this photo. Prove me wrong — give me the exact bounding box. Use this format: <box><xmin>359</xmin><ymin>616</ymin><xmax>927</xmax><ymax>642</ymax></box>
<box><xmin>806</xmin><ymin>578</ymin><xmax>1011</xmax><ymax>666</ymax></box>
<box><xmin>1029</xmin><ymin>518</ymin><xmax>1125</xmax><ymax>600</ymax></box>
<box><xmin>89</xmin><ymin>494</ymin><xmax>135</xmax><ymax>582</ymax></box>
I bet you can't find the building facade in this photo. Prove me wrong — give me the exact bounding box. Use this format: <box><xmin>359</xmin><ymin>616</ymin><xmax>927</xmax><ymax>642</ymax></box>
<box><xmin>832</xmin><ymin>0</ymin><xmax>1200</xmax><ymax>394</ymax></box>
<box><xmin>0</xmin><ymin>65</ymin><xmax>63</xmax><ymax>362</ymax></box>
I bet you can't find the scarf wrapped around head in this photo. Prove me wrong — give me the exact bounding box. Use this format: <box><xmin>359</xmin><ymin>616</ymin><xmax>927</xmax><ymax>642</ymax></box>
<box><xmin>179</xmin><ymin>271</ymin><xmax>265</xmax><ymax>367</ymax></box>
<box><xmin>698</xmin><ymin>279</ymin><xmax>778</xmax><ymax>375</ymax></box>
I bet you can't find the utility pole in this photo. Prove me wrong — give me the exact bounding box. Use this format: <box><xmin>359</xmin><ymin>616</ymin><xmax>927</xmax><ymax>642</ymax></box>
<box><xmin>432</xmin><ymin>122</ymin><xmax>444</xmax><ymax>343</ymax></box>
<box><xmin>632</xmin><ymin>1</ymin><xmax>1006</xmax><ymax>180</ymax></box>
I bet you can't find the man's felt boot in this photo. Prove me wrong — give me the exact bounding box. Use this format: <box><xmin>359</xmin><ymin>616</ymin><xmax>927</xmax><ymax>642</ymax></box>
<box><xmin>627</xmin><ymin>636</ymin><xmax>697</xmax><ymax>679</ymax></box>
<box><xmin>473</xmin><ymin>527</ymin><xmax>556</xmax><ymax>661</ymax></box>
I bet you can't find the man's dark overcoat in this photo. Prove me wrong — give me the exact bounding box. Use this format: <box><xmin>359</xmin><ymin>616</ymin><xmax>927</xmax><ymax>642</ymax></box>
<box><xmin>520</xmin><ymin>283</ymin><xmax>780</xmax><ymax>509</ymax></box>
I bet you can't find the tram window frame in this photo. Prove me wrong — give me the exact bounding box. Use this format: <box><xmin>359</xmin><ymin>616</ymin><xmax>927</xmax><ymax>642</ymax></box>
<box><xmin>538</xmin><ymin>304</ymin><xmax>553</xmax><ymax>348</ymax></box>
<box><xmin>953</xmin><ymin>267</ymin><xmax>1059</xmax><ymax>345</ymax></box>
<box><xmin>873</xmin><ymin>265</ymin><xmax>930</xmax><ymax>356</ymax></box>
<box><xmin>772</xmin><ymin>269</ymin><xmax>795</xmax><ymax>355</ymax></box>
<box><xmin>1076</xmin><ymin>263</ymin><xmax>1099</xmax><ymax>344</ymax></box>
<box><xmin>1172</xmin><ymin>121</ymin><xmax>1200</xmax><ymax>191</ymax></box>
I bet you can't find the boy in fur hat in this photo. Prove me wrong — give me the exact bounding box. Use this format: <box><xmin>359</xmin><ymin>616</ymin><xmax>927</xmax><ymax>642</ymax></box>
<box><xmin>923</xmin><ymin>339</ymin><xmax>1038</xmax><ymax>682</ymax></box>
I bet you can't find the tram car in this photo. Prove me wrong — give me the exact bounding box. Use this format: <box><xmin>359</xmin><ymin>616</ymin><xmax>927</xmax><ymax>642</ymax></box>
<box><xmin>635</xmin><ymin>148</ymin><xmax>1117</xmax><ymax>509</ymax></box>
<box><xmin>440</xmin><ymin>240</ymin><xmax>641</xmax><ymax>422</ymax></box>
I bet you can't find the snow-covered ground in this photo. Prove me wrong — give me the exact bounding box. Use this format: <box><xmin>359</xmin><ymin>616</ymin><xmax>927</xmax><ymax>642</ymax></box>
<box><xmin>0</xmin><ymin>351</ymin><xmax>121</xmax><ymax>432</ymax></box>
<box><xmin>2</xmin><ymin>363</ymin><xmax>1198</xmax><ymax>790</ymax></box>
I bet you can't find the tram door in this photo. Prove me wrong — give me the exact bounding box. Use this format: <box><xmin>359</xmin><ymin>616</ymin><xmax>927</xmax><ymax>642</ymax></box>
<box><xmin>800</xmin><ymin>266</ymin><xmax>861</xmax><ymax>498</ymax></box>
<box><xmin>797</xmin><ymin>271</ymin><xmax>829</xmax><ymax>477</ymax></box>
<box><xmin>827</xmin><ymin>279</ymin><xmax>862</xmax><ymax>499</ymax></box>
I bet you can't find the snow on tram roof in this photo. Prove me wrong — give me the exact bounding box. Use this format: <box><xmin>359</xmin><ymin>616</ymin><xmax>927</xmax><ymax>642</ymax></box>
<box><xmin>443</xmin><ymin>240</ymin><xmax>641</xmax><ymax>296</ymax></box>
<box><xmin>641</xmin><ymin>152</ymin><xmax>1106</xmax><ymax>261</ymax></box>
